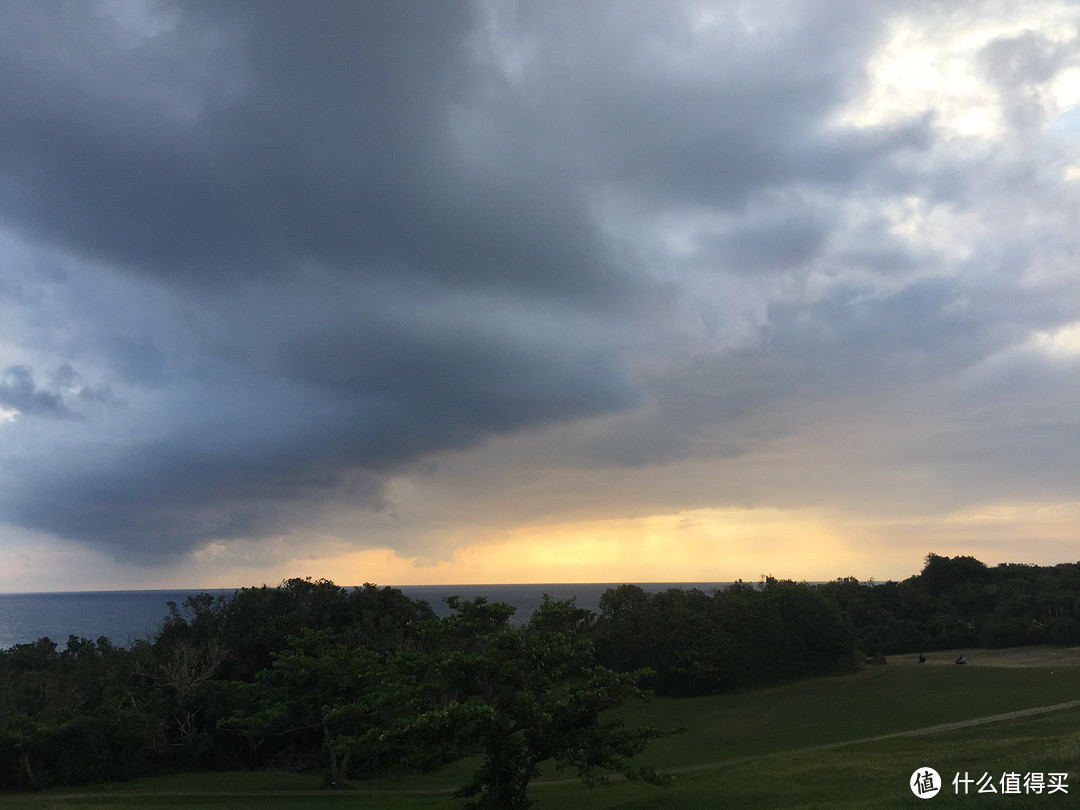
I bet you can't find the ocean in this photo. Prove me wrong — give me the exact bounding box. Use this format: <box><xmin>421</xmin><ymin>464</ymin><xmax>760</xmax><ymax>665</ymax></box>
<box><xmin>0</xmin><ymin>583</ymin><xmax>728</xmax><ymax>650</ymax></box>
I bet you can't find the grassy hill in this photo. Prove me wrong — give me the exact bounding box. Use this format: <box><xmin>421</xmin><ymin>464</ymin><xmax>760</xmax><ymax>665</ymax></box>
<box><xmin>7</xmin><ymin>646</ymin><xmax>1080</xmax><ymax>809</ymax></box>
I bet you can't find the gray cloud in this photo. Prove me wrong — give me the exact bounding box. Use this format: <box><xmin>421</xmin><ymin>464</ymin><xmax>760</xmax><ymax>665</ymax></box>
<box><xmin>0</xmin><ymin>0</ymin><xmax>1077</xmax><ymax>568</ymax></box>
<box><xmin>980</xmin><ymin>30</ymin><xmax>1076</xmax><ymax>130</ymax></box>
<box><xmin>0</xmin><ymin>366</ymin><xmax>79</xmax><ymax>419</ymax></box>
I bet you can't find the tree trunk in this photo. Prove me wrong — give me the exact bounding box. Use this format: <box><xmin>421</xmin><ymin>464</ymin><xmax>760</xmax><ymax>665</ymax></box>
<box><xmin>323</xmin><ymin>720</ymin><xmax>350</xmax><ymax>788</ymax></box>
<box><xmin>18</xmin><ymin>749</ymin><xmax>34</xmax><ymax>788</ymax></box>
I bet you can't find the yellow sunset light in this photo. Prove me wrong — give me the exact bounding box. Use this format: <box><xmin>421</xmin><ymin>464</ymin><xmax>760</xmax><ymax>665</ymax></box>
<box><xmin>277</xmin><ymin>508</ymin><xmax>873</xmax><ymax>586</ymax></box>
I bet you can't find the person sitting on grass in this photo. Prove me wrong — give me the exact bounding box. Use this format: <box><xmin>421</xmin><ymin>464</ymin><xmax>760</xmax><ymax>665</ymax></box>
<box><xmin>955</xmin><ymin>654</ymin><xmax>966</xmax><ymax>665</ymax></box>
<box><xmin>918</xmin><ymin>653</ymin><xmax>927</xmax><ymax>664</ymax></box>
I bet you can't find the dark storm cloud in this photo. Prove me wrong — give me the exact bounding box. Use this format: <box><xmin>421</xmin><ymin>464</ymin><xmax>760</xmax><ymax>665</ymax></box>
<box><xmin>1</xmin><ymin>0</ymin><xmax>1077</xmax><ymax>566</ymax></box>
<box><xmin>494</xmin><ymin>0</ymin><xmax>903</xmax><ymax>209</ymax></box>
<box><xmin>0</xmin><ymin>275</ymin><xmax>638</xmax><ymax>556</ymax></box>
<box><xmin>0</xmin><ymin>0</ymin><xmax>649</xmax><ymax>557</ymax></box>
<box><xmin>0</xmin><ymin>0</ymin><xmax>627</xmax><ymax>304</ymax></box>
<box><xmin>0</xmin><ymin>0</ymin><xmax>681</xmax><ymax>560</ymax></box>
<box><xmin>703</xmin><ymin>208</ymin><xmax>832</xmax><ymax>275</ymax></box>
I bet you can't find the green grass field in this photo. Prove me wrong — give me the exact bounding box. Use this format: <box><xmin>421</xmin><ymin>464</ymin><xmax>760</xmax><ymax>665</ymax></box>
<box><xmin>6</xmin><ymin>646</ymin><xmax>1080</xmax><ymax>809</ymax></box>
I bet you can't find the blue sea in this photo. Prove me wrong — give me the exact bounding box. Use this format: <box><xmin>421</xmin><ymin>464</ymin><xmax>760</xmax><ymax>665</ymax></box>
<box><xmin>0</xmin><ymin>583</ymin><xmax>727</xmax><ymax>650</ymax></box>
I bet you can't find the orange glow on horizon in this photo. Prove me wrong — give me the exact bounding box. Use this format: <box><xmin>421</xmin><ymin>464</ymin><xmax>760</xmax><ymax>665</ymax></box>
<box><xmin>241</xmin><ymin>500</ymin><xmax>1080</xmax><ymax>589</ymax></box>
<box><xmin>270</xmin><ymin>508</ymin><xmax>892</xmax><ymax>586</ymax></box>
<box><xmin>4</xmin><ymin>501</ymin><xmax>1077</xmax><ymax>593</ymax></box>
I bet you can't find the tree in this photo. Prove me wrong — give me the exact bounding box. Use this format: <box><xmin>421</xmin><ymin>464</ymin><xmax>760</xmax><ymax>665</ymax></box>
<box><xmin>231</xmin><ymin>628</ymin><xmax>379</xmax><ymax>785</ymax></box>
<box><xmin>408</xmin><ymin>595</ymin><xmax>672</xmax><ymax>810</ymax></box>
<box><xmin>220</xmin><ymin>584</ymin><xmax>439</xmax><ymax>783</ymax></box>
<box><xmin>917</xmin><ymin>553</ymin><xmax>990</xmax><ymax>597</ymax></box>
<box><xmin>594</xmin><ymin>581</ymin><xmax>857</xmax><ymax>694</ymax></box>
<box><xmin>0</xmin><ymin>637</ymin><xmax>152</xmax><ymax>788</ymax></box>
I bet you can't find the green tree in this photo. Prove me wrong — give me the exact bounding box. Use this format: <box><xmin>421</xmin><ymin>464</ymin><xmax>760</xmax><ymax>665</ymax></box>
<box><xmin>231</xmin><ymin>628</ymin><xmax>380</xmax><ymax>785</ymax></box>
<box><xmin>917</xmin><ymin>553</ymin><xmax>990</xmax><ymax>596</ymax></box>
<box><xmin>0</xmin><ymin>637</ymin><xmax>154</xmax><ymax>788</ymax></box>
<box><xmin>595</xmin><ymin>581</ymin><xmax>857</xmax><ymax>694</ymax></box>
<box><xmin>411</xmin><ymin>595</ymin><xmax>672</xmax><ymax>810</ymax></box>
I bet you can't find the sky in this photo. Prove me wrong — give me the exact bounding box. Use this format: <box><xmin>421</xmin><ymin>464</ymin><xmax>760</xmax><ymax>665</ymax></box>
<box><xmin>1</xmin><ymin>0</ymin><xmax>1079</xmax><ymax>592</ymax></box>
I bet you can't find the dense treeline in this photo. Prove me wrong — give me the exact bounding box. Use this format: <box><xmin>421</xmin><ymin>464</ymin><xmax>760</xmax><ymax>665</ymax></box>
<box><xmin>0</xmin><ymin>580</ymin><xmax>669</xmax><ymax>807</ymax></box>
<box><xmin>587</xmin><ymin>555</ymin><xmax>1080</xmax><ymax>694</ymax></box>
<box><xmin>1</xmin><ymin>581</ymin><xmax>437</xmax><ymax>789</ymax></box>
<box><xmin>2</xmin><ymin>554</ymin><xmax>1079</xmax><ymax>797</ymax></box>
<box><xmin>818</xmin><ymin>554</ymin><xmax>1080</xmax><ymax>655</ymax></box>
<box><xmin>593</xmin><ymin>578</ymin><xmax>856</xmax><ymax>696</ymax></box>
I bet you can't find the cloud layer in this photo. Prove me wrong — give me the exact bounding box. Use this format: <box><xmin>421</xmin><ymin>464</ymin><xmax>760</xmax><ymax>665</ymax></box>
<box><xmin>0</xmin><ymin>1</ymin><xmax>1078</xmax><ymax>577</ymax></box>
